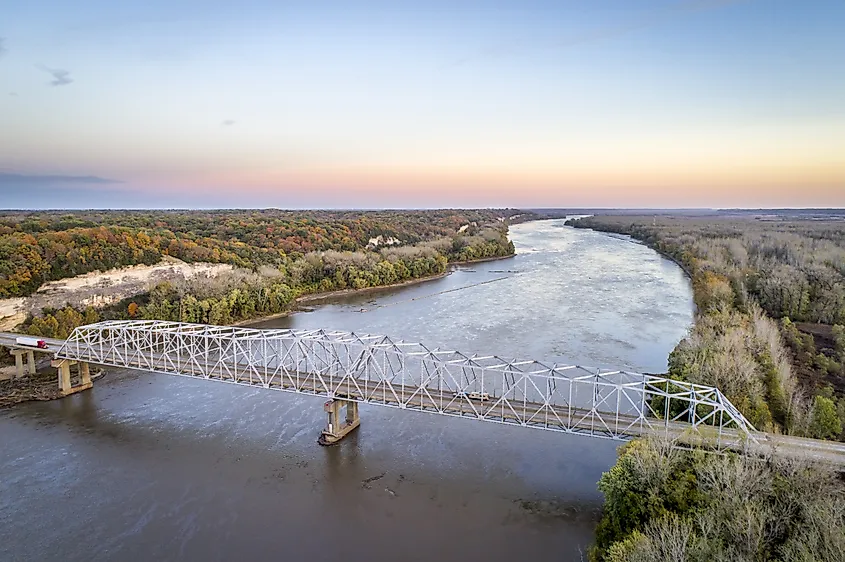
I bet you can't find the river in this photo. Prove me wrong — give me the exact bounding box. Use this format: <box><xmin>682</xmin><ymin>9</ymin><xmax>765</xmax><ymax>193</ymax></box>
<box><xmin>0</xmin><ymin>219</ymin><xmax>693</xmax><ymax>562</ymax></box>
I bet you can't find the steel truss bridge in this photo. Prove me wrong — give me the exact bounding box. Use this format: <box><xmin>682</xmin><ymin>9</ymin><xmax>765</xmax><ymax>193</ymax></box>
<box><xmin>51</xmin><ymin>320</ymin><xmax>766</xmax><ymax>450</ymax></box>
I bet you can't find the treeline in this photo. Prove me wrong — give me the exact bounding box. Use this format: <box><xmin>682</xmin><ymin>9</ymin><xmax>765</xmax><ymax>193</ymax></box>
<box><xmin>570</xmin><ymin>215</ymin><xmax>845</xmax><ymax>440</ymax></box>
<box><xmin>0</xmin><ymin>209</ymin><xmax>524</xmax><ymax>297</ymax></box>
<box><xmin>592</xmin><ymin>438</ymin><xmax>844</xmax><ymax>561</ymax></box>
<box><xmin>22</xmin><ymin>232</ymin><xmax>513</xmax><ymax>339</ymax></box>
<box><xmin>569</xmin><ymin>216</ymin><xmax>845</xmax><ymax>324</ymax></box>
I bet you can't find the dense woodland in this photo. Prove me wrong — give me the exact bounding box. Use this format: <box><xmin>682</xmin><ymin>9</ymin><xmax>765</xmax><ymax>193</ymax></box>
<box><xmin>3</xmin><ymin>210</ymin><xmax>520</xmax><ymax>338</ymax></box>
<box><xmin>0</xmin><ymin>209</ymin><xmax>523</xmax><ymax>298</ymax></box>
<box><xmin>592</xmin><ymin>438</ymin><xmax>844</xmax><ymax>562</ymax></box>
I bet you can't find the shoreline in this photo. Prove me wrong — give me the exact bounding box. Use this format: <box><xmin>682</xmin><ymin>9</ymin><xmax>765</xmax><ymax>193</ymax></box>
<box><xmin>567</xmin><ymin>220</ymin><xmax>696</xmax><ymax>377</ymax></box>
<box><xmin>296</xmin><ymin>270</ymin><xmax>451</xmax><ymax>304</ymax></box>
<box><xmin>7</xmin><ymin>251</ymin><xmax>517</xmax><ymax>332</ymax></box>
<box><xmin>235</xmin><ymin>252</ymin><xmax>517</xmax><ymax>327</ymax></box>
<box><xmin>569</xmin><ymin>222</ymin><xmax>694</xmax><ymax>282</ymax></box>
<box><xmin>450</xmin><ymin>253</ymin><xmax>517</xmax><ymax>266</ymax></box>
<box><xmin>234</xmin><ymin>270</ymin><xmax>451</xmax><ymax>327</ymax></box>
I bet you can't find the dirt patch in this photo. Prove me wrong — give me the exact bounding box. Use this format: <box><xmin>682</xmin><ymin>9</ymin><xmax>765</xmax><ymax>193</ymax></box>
<box><xmin>796</xmin><ymin>322</ymin><xmax>838</xmax><ymax>353</ymax></box>
<box><xmin>793</xmin><ymin>323</ymin><xmax>845</xmax><ymax>395</ymax></box>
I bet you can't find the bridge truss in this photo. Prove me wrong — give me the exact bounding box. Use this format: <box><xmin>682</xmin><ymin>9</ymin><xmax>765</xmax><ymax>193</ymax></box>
<box><xmin>57</xmin><ymin>320</ymin><xmax>758</xmax><ymax>446</ymax></box>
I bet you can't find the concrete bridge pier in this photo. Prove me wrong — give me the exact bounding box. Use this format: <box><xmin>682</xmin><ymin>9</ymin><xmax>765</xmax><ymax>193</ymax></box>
<box><xmin>10</xmin><ymin>349</ymin><xmax>36</xmax><ymax>378</ymax></box>
<box><xmin>50</xmin><ymin>358</ymin><xmax>93</xmax><ymax>396</ymax></box>
<box><xmin>318</xmin><ymin>398</ymin><xmax>360</xmax><ymax>446</ymax></box>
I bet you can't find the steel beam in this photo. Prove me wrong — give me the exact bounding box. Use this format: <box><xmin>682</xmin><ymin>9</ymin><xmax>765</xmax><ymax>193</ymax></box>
<box><xmin>55</xmin><ymin>320</ymin><xmax>759</xmax><ymax>449</ymax></box>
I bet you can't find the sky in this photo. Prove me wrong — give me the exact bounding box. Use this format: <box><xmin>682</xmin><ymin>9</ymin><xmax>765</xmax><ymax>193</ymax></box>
<box><xmin>1</xmin><ymin>0</ymin><xmax>844</xmax><ymax>209</ymax></box>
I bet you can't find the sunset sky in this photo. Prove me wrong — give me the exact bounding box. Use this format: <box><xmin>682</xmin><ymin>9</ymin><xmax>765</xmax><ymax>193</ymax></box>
<box><xmin>1</xmin><ymin>0</ymin><xmax>844</xmax><ymax>209</ymax></box>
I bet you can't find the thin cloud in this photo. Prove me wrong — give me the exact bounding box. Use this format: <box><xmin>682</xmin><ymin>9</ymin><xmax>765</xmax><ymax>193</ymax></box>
<box><xmin>37</xmin><ymin>64</ymin><xmax>73</xmax><ymax>86</ymax></box>
<box><xmin>221</xmin><ymin>119</ymin><xmax>236</xmax><ymax>127</ymax></box>
<box><xmin>0</xmin><ymin>172</ymin><xmax>122</xmax><ymax>185</ymax></box>
<box><xmin>9</xmin><ymin>92</ymin><xmax>17</xmax><ymax>97</ymax></box>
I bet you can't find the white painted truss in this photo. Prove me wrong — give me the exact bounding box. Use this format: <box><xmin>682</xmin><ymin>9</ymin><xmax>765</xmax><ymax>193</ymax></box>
<box><xmin>57</xmin><ymin>320</ymin><xmax>758</xmax><ymax>446</ymax></box>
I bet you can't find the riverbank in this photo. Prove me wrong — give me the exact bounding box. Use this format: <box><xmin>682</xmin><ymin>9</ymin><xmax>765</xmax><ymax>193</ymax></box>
<box><xmin>234</xmin><ymin>252</ymin><xmax>517</xmax><ymax>326</ymax></box>
<box><xmin>0</xmin><ymin>362</ymin><xmax>108</xmax><ymax>409</ymax></box>
<box><xmin>230</xmin><ymin>271</ymin><xmax>451</xmax><ymax>326</ymax></box>
<box><xmin>0</xmin><ymin>369</ymin><xmax>62</xmax><ymax>408</ymax></box>
<box><xmin>566</xmin><ymin>219</ymin><xmax>694</xmax><ymax>281</ymax></box>
<box><xmin>449</xmin><ymin>253</ymin><xmax>517</xmax><ymax>266</ymax></box>
<box><xmin>298</xmin><ymin>271</ymin><xmax>452</xmax><ymax>304</ymax></box>
<box><xmin>567</xmin><ymin>218</ymin><xmax>792</xmax><ymax>419</ymax></box>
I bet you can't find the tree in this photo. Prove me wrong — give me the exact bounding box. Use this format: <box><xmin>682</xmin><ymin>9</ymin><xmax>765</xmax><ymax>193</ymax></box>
<box><xmin>695</xmin><ymin>272</ymin><xmax>735</xmax><ymax>312</ymax></box>
<box><xmin>810</xmin><ymin>396</ymin><xmax>842</xmax><ymax>440</ymax></box>
<box><xmin>833</xmin><ymin>324</ymin><xmax>845</xmax><ymax>360</ymax></box>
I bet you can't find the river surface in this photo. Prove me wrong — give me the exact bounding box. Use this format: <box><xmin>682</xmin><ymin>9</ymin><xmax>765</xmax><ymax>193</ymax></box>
<box><xmin>0</xmin><ymin>219</ymin><xmax>693</xmax><ymax>562</ymax></box>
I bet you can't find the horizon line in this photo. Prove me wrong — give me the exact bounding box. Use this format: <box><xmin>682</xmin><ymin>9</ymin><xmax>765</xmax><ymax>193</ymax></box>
<box><xmin>2</xmin><ymin>206</ymin><xmax>845</xmax><ymax>213</ymax></box>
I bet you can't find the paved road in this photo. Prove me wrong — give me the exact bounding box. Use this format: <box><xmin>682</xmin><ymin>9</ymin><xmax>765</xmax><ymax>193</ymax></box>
<box><xmin>0</xmin><ymin>333</ymin><xmax>65</xmax><ymax>352</ymax></box>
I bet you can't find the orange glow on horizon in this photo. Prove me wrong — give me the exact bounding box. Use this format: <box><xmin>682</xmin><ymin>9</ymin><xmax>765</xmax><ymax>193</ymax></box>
<box><xmin>138</xmin><ymin>158</ymin><xmax>844</xmax><ymax>208</ymax></box>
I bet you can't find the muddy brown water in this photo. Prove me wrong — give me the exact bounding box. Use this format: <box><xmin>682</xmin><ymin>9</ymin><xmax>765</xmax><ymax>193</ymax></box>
<box><xmin>0</xmin><ymin>219</ymin><xmax>693</xmax><ymax>561</ymax></box>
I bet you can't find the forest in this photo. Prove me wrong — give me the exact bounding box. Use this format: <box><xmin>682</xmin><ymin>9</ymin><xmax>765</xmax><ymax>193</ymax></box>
<box><xmin>5</xmin><ymin>209</ymin><xmax>521</xmax><ymax>339</ymax></box>
<box><xmin>570</xmin><ymin>215</ymin><xmax>845</xmax><ymax>440</ymax></box>
<box><xmin>0</xmin><ymin>209</ymin><xmax>525</xmax><ymax>298</ymax></box>
<box><xmin>570</xmin><ymin>214</ymin><xmax>845</xmax><ymax>562</ymax></box>
<box><xmin>592</xmin><ymin>438</ymin><xmax>844</xmax><ymax>562</ymax></box>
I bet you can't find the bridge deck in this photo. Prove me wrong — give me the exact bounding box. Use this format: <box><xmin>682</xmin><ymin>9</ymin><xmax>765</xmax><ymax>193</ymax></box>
<box><xmin>3</xmin><ymin>323</ymin><xmax>845</xmax><ymax>466</ymax></box>
<box><xmin>0</xmin><ymin>334</ymin><xmax>65</xmax><ymax>352</ymax></box>
<box><xmin>48</xmin><ymin>346</ymin><xmax>845</xmax><ymax>464</ymax></box>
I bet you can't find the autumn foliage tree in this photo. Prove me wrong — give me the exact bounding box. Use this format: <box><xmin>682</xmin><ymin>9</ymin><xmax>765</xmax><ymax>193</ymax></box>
<box><xmin>0</xmin><ymin>209</ymin><xmax>525</xmax><ymax>298</ymax></box>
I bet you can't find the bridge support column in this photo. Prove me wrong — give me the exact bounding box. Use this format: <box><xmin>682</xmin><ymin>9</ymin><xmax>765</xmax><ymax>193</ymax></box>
<box><xmin>79</xmin><ymin>362</ymin><xmax>91</xmax><ymax>386</ymax></box>
<box><xmin>10</xmin><ymin>349</ymin><xmax>36</xmax><ymax>378</ymax></box>
<box><xmin>13</xmin><ymin>350</ymin><xmax>24</xmax><ymax>378</ymax></box>
<box><xmin>50</xmin><ymin>359</ymin><xmax>93</xmax><ymax>397</ymax></box>
<box><xmin>57</xmin><ymin>360</ymin><xmax>71</xmax><ymax>393</ymax></box>
<box><xmin>318</xmin><ymin>398</ymin><xmax>360</xmax><ymax>446</ymax></box>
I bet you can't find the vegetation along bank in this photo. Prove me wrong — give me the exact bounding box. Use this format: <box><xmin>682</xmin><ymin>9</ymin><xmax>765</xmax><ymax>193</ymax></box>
<box><xmin>0</xmin><ymin>209</ymin><xmax>525</xmax><ymax>340</ymax></box>
<box><xmin>569</xmin><ymin>213</ymin><xmax>845</xmax><ymax>561</ymax></box>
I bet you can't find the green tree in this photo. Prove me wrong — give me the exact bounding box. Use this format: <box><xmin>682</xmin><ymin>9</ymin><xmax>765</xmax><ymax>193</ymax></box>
<box><xmin>833</xmin><ymin>324</ymin><xmax>845</xmax><ymax>359</ymax></box>
<box><xmin>810</xmin><ymin>395</ymin><xmax>842</xmax><ymax>440</ymax></box>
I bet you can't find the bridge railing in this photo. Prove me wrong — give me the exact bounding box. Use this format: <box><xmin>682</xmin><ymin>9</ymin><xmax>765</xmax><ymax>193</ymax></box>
<box><xmin>57</xmin><ymin>320</ymin><xmax>758</xmax><ymax>445</ymax></box>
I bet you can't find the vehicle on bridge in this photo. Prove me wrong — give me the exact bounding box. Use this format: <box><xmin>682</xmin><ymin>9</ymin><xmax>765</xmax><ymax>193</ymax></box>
<box><xmin>454</xmin><ymin>391</ymin><xmax>490</xmax><ymax>401</ymax></box>
<box><xmin>15</xmin><ymin>337</ymin><xmax>49</xmax><ymax>349</ymax></box>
